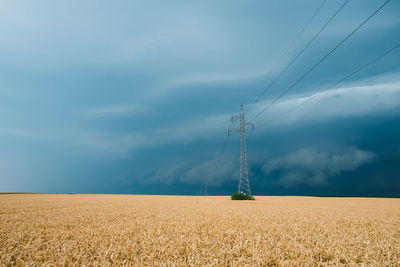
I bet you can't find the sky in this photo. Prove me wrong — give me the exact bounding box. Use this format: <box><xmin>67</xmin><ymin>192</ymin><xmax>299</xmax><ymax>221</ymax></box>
<box><xmin>1</xmin><ymin>0</ymin><xmax>399</xmax><ymax>196</ymax></box>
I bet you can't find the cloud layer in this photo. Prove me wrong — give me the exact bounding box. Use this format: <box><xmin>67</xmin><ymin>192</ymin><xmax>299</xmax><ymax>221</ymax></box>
<box><xmin>263</xmin><ymin>147</ymin><xmax>377</xmax><ymax>187</ymax></box>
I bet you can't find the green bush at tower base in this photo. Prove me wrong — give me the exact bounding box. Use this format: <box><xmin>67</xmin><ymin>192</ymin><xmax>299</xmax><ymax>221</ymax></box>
<box><xmin>231</xmin><ymin>192</ymin><xmax>255</xmax><ymax>200</ymax></box>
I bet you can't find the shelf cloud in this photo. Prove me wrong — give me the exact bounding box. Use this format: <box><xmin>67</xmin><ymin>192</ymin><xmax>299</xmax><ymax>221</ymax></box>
<box><xmin>263</xmin><ymin>147</ymin><xmax>377</xmax><ymax>187</ymax></box>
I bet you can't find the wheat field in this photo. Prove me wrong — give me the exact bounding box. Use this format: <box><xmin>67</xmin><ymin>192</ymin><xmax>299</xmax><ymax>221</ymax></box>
<box><xmin>0</xmin><ymin>194</ymin><xmax>399</xmax><ymax>266</ymax></box>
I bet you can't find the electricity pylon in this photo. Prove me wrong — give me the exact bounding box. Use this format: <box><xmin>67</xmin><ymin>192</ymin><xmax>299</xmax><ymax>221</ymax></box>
<box><xmin>228</xmin><ymin>104</ymin><xmax>254</xmax><ymax>195</ymax></box>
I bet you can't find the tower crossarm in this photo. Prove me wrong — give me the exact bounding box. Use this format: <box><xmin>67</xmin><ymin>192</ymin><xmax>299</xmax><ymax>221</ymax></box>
<box><xmin>228</xmin><ymin>128</ymin><xmax>240</xmax><ymax>136</ymax></box>
<box><xmin>246</xmin><ymin>121</ymin><xmax>254</xmax><ymax>131</ymax></box>
<box><xmin>231</xmin><ymin>114</ymin><xmax>241</xmax><ymax>124</ymax></box>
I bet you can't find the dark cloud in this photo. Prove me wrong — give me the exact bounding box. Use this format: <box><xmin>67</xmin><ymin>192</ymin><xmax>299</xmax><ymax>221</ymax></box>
<box><xmin>263</xmin><ymin>147</ymin><xmax>377</xmax><ymax>187</ymax></box>
<box><xmin>180</xmin><ymin>158</ymin><xmax>237</xmax><ymax>187</ymax></box>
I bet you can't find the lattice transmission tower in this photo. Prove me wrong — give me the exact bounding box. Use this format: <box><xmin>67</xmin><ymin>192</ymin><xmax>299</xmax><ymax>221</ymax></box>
<box><xmin>228</xmin><ymin>104</ymin><xmax>254</xmax><ymax>195</ymax></box>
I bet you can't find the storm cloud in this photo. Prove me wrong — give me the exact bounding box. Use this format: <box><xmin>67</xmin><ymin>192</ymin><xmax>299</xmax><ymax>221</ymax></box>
<box><xmin>263</xmin><ymin>147</ymin><xmax>377</xmax><ymax>187</ymax></box>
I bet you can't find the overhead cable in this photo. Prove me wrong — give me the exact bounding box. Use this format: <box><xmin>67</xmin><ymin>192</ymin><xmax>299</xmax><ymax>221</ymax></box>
<box><xmin>263</xmin><ymin>42</ymin><xmax>400</xmax><ymax>126</ymax></box>
<box><xmin>250</xmin><ymin>0</ymin><xmax>392</xmax><ymax>122</ymax></box>
<box><xmin>252</xmin><ymin>0</ymin><xmax>349</xmax><ymax>104</ymax></box>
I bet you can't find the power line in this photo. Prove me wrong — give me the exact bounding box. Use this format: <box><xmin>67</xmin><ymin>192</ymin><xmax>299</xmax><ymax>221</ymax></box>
<box><xmin>216</xmin><ymin>134</ymin><xmax>230</xmax><ymax>167</ymax></box>
<box><xmin>250</xmin><ymin>0</ymin><xmax>392</xmax><ymax>122</ymax></box>
<box><xmin>263</xmin><ymin>42</ymin><xmax>400</xmax><ymax>126</ymax></box>
<box><xmin>251</xmin><ymin>0</ymin><xmax>328</xmax><ymax>103</ymax></box>
<box><xmin>252</xmin><ymin>0</ymin><xmax>349</xmax><ymax>104</ymax></box>
<box><xmin>204</xmin><ymin>129</ymin><xmax>231</xmax><ymax>195</ymax></box>
<box><xmin>212</xmin><ymin>119</ymin><xmax>234</xmax><ymax>179</ymax></box>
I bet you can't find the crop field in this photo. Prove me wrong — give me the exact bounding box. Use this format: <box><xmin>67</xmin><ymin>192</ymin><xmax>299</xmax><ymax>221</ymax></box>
<box><xmin>1</xmin><ymin>194</ymin><xmax>399</xmax><ymax>266</ymax></box>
